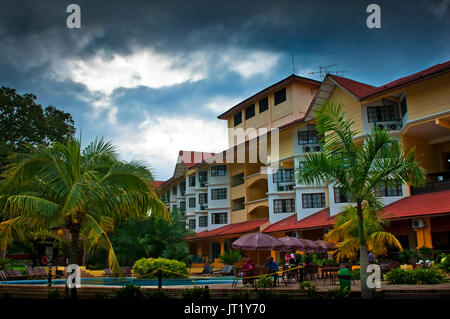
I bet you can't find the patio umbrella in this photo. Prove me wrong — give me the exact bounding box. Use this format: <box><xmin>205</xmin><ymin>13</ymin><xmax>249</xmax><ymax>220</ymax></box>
<box><xmin>298</xmin><ymin>238</ymin><xmax>320</xmax><ymax>253</ymax></box>
<box><xmin>231</xmin><ymin>232</ymin><xmax>284</xmax><ymax>265</ymax></box>
<box><xmin>278</xmin><ymin>236</ymin><xmax>305</xmax><ymax>251</ymax></box>
<box><xmin>315</xmin><ymin>240</ymin><xmax>336</xmax><ymax>252</ymax></box>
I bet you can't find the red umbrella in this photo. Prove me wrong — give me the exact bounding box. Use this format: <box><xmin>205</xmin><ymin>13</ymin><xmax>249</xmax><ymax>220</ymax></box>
<box><xmin>278</xmin><ymin>236</ymin><xmax>305</xmax><ymax>251</ymax></box>
<box><xmin>232</xmin><ymin>233</ymin><xmax>284</xmax><ymax>264</ymax></box>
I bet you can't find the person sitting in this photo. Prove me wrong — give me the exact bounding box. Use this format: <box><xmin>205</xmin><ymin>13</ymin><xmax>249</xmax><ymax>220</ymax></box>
<box><xmin>241</xmin><ymin>258</ymin><xmax>255</xmax><ymax>285</ymax></box>
<box><xmin>264</xmin><ymin>257</ymin><xmax>279</xmax><ymax>286</ymax></box>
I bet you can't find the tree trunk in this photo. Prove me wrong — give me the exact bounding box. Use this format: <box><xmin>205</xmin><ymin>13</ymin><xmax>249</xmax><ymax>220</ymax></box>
<box><xmin>70</xmin><ymin>228</ymin><xmax>80</xmax><ymax>265</ymax></box>
<box><xmin>357</xmin><ymin>201</ymin><xmax>372</xmax><ymax>299</ymax></box>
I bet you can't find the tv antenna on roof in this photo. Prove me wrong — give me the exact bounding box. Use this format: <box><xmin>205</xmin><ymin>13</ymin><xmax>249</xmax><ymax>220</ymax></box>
<box><xmin>309</xmin><ymin>64</ymin><xmax>348</xmax><ymax>80</ymax></box>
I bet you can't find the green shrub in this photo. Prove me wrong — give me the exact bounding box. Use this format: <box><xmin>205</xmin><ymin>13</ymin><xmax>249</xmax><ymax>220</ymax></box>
<box><xmin>351</xmin><ymin>269</ymin><xmax>360</xmax><ymax>280</ymax></box>
<box><xmin>114</xmin><ymin>283</ymin><xmax>143</xmax><ymax>300</ymax></box>
<box><xmin>94</xmin><ymin>291</ymin><xmax>109</xmax><ymax>300</ymax></box>
<box><xmin>133</xmin><ymin>257</ymin><xmax>188</xmax><ymax>279</ymax></box>
<box><xmin>219</xmin><ymin>250</ymin><xmax>242</xmax><ymax>265</ymax></box>
<box><xmin>323</xmin><ymin>287</ymin><xmax>350</xmax><ymax>299</ymax></box>
<box><xmin>414</xmin><ymin>268</ymin><xmax>445</xmax><ymax>284</ymax></box>
<box><xmin>0</xmin><ymin>258</ymin><xmax>12</xmax><ymax>270</ymax></box>
<box><xmin>385</xmin><ymin>267</ymin><xmax>445</xmax><ymax>285</ymax></box>
<box><xmin>181</xmin><ymin>286</ymin><xmax>210</xmax><ymax>300</ymax></box>
<box><xmin>384</xmin><ymin>268</ymin><xmax>416</xmax><ymax>284</ymax></box>
<box><xmin>299</xmin><ymin>281</ymin><xmax>320</xmax><ymax>299</ymax></box>
<box><xmin>438</xmin><ymin>254</ymin><xmax>450</xmax><ymax>273</ymax></box>
<box><xmin>255</xmin><ymin>275</ymin><xmax>274</xmax><ymax>289</ymax></box>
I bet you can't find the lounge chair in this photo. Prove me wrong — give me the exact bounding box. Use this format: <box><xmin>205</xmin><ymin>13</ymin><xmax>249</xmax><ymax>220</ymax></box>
<box><xmin>104</xmin><ymin>268</ymin><xmax>112</xmax><ymax>276</ymax></box>
<box><xmin>193</xmin><ymin>264</ymin><xmax>214</xmax><ymax>275</ymax></box>
<box><xmin>121</xmin><ymin>266</ymin><xmax>132</xmax><ymax>276</ymax></box>
<box><xmin>213</xmin><ymin>265</ymin><xmax>233</xmax><ymax>276</ymax></box>
<box><xmin>0</xmin><ymin>270</ymin><xmax>8</xmax><ymax>281</ymax></box>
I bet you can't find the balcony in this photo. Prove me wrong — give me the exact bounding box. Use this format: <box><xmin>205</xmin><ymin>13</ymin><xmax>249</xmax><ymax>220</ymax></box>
<box><xmin>411</xmin><ymin>179</ymin><xmax>450</xmax><ymax>195</ymax></box>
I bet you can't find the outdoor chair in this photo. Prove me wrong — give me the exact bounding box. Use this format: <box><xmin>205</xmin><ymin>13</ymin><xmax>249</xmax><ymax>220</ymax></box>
<box><xmin>104</xmin><ymin>268</ymin><xmax>112</xmax><ymax>276</ymax></box>
<box><xmin>193</xmin><ymin>264</ymin><xmax>214</xmax><ymax>276</ymax></box>
<box><xmin>322</xmin><ymin>267</ymin><xmax>339</xmax><ymax>285</ymax></box>
<box><xmin>0</xmin><ymin>270</ymin><xmax>6</xmax><ymax>281</ymax></box>
<box><xmin>34</xmin><ymin>267</ymin><xmax>48</xmax><ymax>278</ymax></box>
<box><xmin>304</xmin><ymin>265</ymin><xmax>318</xmax><ymax>282</ymax></box>
<box><xmin>121</xmin><ymin>266</ymin><xmax>132</xmax><ymax>276</ymax></box>
<box><xmin>26</xmin><ymin>267</ymin><xmax>43</xmax><ymax>279</ymax></box>
<box><xmin>233</xmin><ymin>266</ymin><xmax>255</xmax><ymax>288</ymax></box>
<box><xmin>213</xmin><ymin>265</ymin><xmax>233</xmax><ymax>276</ymax></box>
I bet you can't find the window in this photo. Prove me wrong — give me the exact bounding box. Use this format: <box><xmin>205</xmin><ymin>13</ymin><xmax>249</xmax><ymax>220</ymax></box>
<box><xmin>188</xmin><ymin>219</ymin><xmax>196</xmax><ymax>230</ymax></box>
<box><xmin>179</xmin><ymin>201</ymin><xmax>186</xmax><ymax>212</ymax></box>
<box><xmin>298</xmin><ymin>130</ymin><xmax>319</xmax><ymax>145</ymax></box>
<box><xmin>199</xmin><ymin>216</ymin><xmax>208</xmax><ymax>227</ymax></box>
<box><xmin>334</xmin><ymin>188</ymin><xmax>353</xmax><ymax>203</ymax></box>
<box><xmin>189</xmin><ymin>176</ymin><xmax>196</xmax><ymax>187</ymax></box>
<box><xmin>189</xmin><ymin>197</ymin><xmax>196</xmax><ymax>208</ymax></box>
<box><xmin>259</xmin><ymin>97</ymin><xmax>269</xmax><ymax>113</ymax></box>
<box><xmin>273</xmin><ymin>169</ymin><xmax>294</xmax><ymax>183</ymax></box>
<box><xmin>273</xmin><ymin>199</ymin><xmax>295</xmax><ymax>213</ymax></box>
<box><xmin>234</xmin><ymin>111</ymin><xmax>242</xmax><ymax>126</ymax></box>
<box><xmin>198</xmin><ymin>171</ymin><xmax>208</xmax><ymax>186</ymax></box>
<box><xmin>172</xmin><ymin>186</ymin><xmax>177</xmax><ymax>195</ymax></box>
<box><xmin>375</xmin><ymin>181</ymin><xmax>403</xmax><ymax>197</ymax></box>
<box><xmin>274</xmin><ymin>88</ymin><xmax>286</xmax><ymax>105</ymax></box>
<box><xmin>211</xmin><ymin>213</ymin><xmax>228</xmax><ymax>225</ymax></box>
<box><xmin>302</xmin><ymin>193</ymin><xmax>325</xmax><ymax>208</ymax></box>
<box><xmin>211</xmin><ymin>188</ymin><xmax>227</xmax><ymax>200</ymax></box>
<box><xmin>199</xmin><ymin>193</ymin><xmax>208</xmax><ymax>204</ymax></box>
<box><xmin>211</xmin><ymin>165</ymin><xmax>227</xmax><ymax>177</ymax></box>
<box><xmin>172</xmin><ymin>204</ymin><xmax>177</xmax><ymax>211</ymax></box>
<box><xmin>166</xmin><ymin>190</ymin><xmax>170</xmax><ymax>201</ymax></box>
<box><xmin>400</xmin><ymin>97</ymin><xmax>408</xmax><ymax>117</ymax></box>
<box><xmin>180</xmin><ymin>181</ymin><xmax>186</xmax><ymax>195</ymax></box>
<box><xmin>245</xmin><ymin>104</ymin><xmax>255</xmax><ymax>119</ymax></box>
<box><xmin>367</xmin><ymin>104</ymin><xmax>400</xmax><ymax>123</ymax></box>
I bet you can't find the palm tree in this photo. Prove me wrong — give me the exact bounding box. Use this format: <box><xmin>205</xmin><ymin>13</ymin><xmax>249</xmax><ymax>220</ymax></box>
<box><xmin>325</xmin><ymin>205</ymin><xmax>403</xmax><ymax>261</ymax></box>
<box><xmin>0</xmin><ymin>138</ymin><xmax>168</xmax><ymax>274</ymax></box>
<box><xmin>297</xmin><ymin>102</ymin><xmax>425</xmax><ymax>299</ymax></box>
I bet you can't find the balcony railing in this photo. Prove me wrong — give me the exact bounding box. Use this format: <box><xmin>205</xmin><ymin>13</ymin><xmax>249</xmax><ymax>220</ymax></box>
<box><xmin>277</xmin><ymin>183</ymin><xmax>295</xmax><ymax>192</ymax></box>
<box><xmin>411</xmin><ymin>180</ymin><xmax>450</xmax><ymax>195</ymax></box>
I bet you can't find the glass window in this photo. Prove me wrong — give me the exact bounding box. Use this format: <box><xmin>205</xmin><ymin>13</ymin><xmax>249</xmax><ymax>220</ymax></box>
<box><xmin>199</xmin><ymin>193</ymin><xmax>208</xmax><ymax>204</ymax></box>
<box><xmin>198</xmin><ymin>171</ymin><xmax>208</xmax><ymax>185</ymax></box>
<box><xmin>188</xmin><ymin>219</ymin><xmax>196</xmax><ymax>230</ymax></box>
<box><xmin>245</xmin><ymin>104</ymin><xmax>255</xmax><ymax>119</ymax></box>
<box><xmin>302</xmin><ymin>193</ymin><xmax>325</xmax><ymax>208</ymax></box>
<box><xmin>334</xmin><ymin>188</ymin><xmax>353</xmax><ymax>203</ymax></box>
<box><xmin>211</xmin><ymin>188</ymin><xmax>227</xmax><ymax>200</ymax></box>
<box><xmin>298</xmin><ymin>130</ymin><xmax>319</xmax><ymax>145</ymax></box>
<box><xmin>234</xmin><ymin>111</ymin><xmax>242</xmax><ymax>126</ymax></box>
<box><xmin>400</xmin><ymin>97</ymin><xmax>408</xmax><ymax>117</ymax></box>
<box><xmin>199</xmin><ymin>216</ymin><xmax>208</xmax><ymax>227</ymax></box>
<box><xmin>189</xmin><ymin>176</ymin><xmax>196</xmax><ymax>187</ymax></box>
<box><xmin>172</xmin><ymin>204</ymin><xmax>177</xmax><ymax>211</ymax></box>
<box><xmin>179</xmin><ymin>201</ymin><xmax>186</xmax><ymax>211</ymax></box>
<box><xmin>211</xmin><ymin>213</ymin><xmax>228</xmax><ymax>225</ymax></box>
<box><xmin>180</xmin><ymin>181</ymin><xmax>185</xmax><ymax>194</ymax></box>
<box><xmin>375</xmin><ymin>181</ymin><xmax>403</xmax><ymax>197</ymax></box>
<box><xmin>172</xmin><ymin>186</ymin><xmax>177</xmax><ymax>195</ymax></box>
<box><xmin>273</xmin><ymin>169</ymin><xmax>295</xmax><ymax>183</ymax></box>
<box><xmin>259</xmin><ymin>97</ymin><xmax>269</xmax><ymax>113</ymax></box>
<box><xmin>189</xmin><ymin>197</ymin><xmax>196</xmax><ymax>208</ymax></box>
<box><xmin>166</xmin><ymin>190</ymin><xmax>170</xmax><ymax>201</ymax></box>
<box><xmin>273</xmin><ymin>199</ymin><xmax>295</xmax><ymax>213</ymax></box>
<box><xmin>211</xmin><ymin>165</ymin><xmax>227</xmax><ymax>177</ymax></box>
<box><xmin>367</xmin><ymin>104</ymin><xmax>400</xmax><ymax>123</ymax></box>
<box><xmin>274</xmin><ymin>88</ymin><xmax>286</xmax><ymax>105</ymax></box>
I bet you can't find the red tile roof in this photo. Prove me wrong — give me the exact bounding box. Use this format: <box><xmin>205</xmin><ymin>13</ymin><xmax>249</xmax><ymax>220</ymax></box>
<box><xmin>187</xmin><ymin>218</ymin><xmax>269</xmax><ymax>241</ymax></box>
<box><xmin>179</xmin><ymin>150</ymin><xmax>215</xmax><ymax>169</ymax></box>
<box><xmin>152</xmin><ymin>180</ymin><xmax>164</xmax><ymax>188</ymax></box>
<box><xmin>381</xmin><ymin>190</ymin><xmax>450</xmax><ymax>220</ymax></box>
<box><xmin>262</xmin><ymin>208</ymin><xmax>335</xmax><ymax>234</ymax></box>
<box><xmin>329</xmin><ymin>60</ymin><xmax>450</xmax><ymax>101</ymax></box>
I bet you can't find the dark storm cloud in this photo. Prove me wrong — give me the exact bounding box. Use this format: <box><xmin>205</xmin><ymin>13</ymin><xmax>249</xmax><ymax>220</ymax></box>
<box><xmin>1</xmin><ymin>0</ymin><xmax>449</xmax><ymax>178</ymax></box>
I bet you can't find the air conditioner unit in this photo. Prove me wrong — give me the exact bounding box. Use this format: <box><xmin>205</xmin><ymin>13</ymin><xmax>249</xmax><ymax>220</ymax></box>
<box><xmin>412</xmin><ymin>219</ymin><xmax>425</xmax><ymax>229</ymax></box>
<box><xmin>303</xmin><ymin>144</ymin><xmax>321</xmax><ymax>153</ymax></box>
<box><xmin>199</xmin><ymin>182</ymin><xmax>207</xmax><ymax>187</ymax></box>
<box><xmin>200</xmin><ymin>204</ymin><xmax>208</xmax><ymax>210</ymax></box>
<box><xmin>277</xmin><ymin>184</ymin><xmax>294</xmax><ymax>192</ymax></box>
<box><xmin>386</xmin><ymin>121</ymin><xmax>401</xmax><ymax>131</ymax></box>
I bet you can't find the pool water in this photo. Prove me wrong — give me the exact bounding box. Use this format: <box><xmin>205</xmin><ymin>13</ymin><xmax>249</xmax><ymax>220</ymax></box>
<box><xmin>0</xmin><ymin>276</ymin><xmax>239</xmax><ymax>286</ymax></box>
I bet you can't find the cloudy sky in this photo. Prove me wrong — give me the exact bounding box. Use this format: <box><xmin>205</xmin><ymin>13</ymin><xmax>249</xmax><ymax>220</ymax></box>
<box><xmin>1</xmin><ymin>0</ymin><xmax>449</xmax><ymax>180</ymax></box>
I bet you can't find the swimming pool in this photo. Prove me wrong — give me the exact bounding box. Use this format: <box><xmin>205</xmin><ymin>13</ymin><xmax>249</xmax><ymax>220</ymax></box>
<box><xmin>0</xmin><ymin>276</ymin><xmax>239</xmax><ymax>286</ymax></box>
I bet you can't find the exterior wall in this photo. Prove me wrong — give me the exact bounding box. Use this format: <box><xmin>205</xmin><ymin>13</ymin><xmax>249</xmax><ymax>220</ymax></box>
<box><xmin>268</xmin><ymin>192</ymin><xmax>296</xmax><ymax>223</ymax></box>
<box><xmin>295</xmin><ymin>186</ymin><xmax>329</xmax><ymax>220</ymax></box>
<box><xmin>328</xmin><ymin>86</ymin><xmax>364</xmax><ymax>135</ymax></box>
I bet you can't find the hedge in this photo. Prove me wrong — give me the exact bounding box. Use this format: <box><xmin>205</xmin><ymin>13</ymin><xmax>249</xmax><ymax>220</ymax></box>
<box><xmin>132</xmin><ymin>257</ymin><xmax>188</xmax><ymax>279</ymax></box>
<box><xmin>384</xmin><ymin>267</ymin><xmax>445</xmax><ymax>285</ymax></box>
